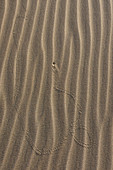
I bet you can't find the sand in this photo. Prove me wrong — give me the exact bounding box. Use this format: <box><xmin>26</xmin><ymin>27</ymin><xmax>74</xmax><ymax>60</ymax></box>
<box><xmin>0</xmin><ymin>0</ymin><xmax>113</xmax><ymax>169</ymax></box>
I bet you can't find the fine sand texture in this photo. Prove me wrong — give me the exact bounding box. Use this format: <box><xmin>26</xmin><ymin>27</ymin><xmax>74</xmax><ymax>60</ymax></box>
<box><xmin>0</xmin><ymin>0</ymin><xmax>113</xmax><ymax>170</ymax></box>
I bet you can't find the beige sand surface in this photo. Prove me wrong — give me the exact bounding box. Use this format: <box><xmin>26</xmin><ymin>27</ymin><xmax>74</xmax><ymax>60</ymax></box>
<box><xmin>0</xmin><ymin>0</ymin><xmax>113</xmax><ymax>169</ymax></box>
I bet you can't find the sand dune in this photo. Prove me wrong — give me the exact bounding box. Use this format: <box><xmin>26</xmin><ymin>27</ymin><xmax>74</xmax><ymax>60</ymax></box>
<box><xmin>0</xmin><ymin>0</ymin><xmax>113</xmax><ymax>169</ymax></box>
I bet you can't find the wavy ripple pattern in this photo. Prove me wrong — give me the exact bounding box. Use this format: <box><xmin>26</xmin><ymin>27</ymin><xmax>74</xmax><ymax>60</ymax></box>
<box><xmin>0</xmin><ymin>0</ymin><xmax>113</xmax><ymax>170</ymax></box>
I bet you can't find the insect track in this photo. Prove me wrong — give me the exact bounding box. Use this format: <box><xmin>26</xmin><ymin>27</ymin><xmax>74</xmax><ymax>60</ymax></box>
<box><xmin>25</xmin><ymin>62</ymin><xmax>92</xmax><ymax>155</ymax></box>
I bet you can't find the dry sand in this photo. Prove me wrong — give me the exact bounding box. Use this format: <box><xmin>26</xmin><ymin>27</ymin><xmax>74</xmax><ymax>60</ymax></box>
<box><xmin>0</xmin><ymin>0</ymin><xmax>113</xmax><ymax>169</ymax></box>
